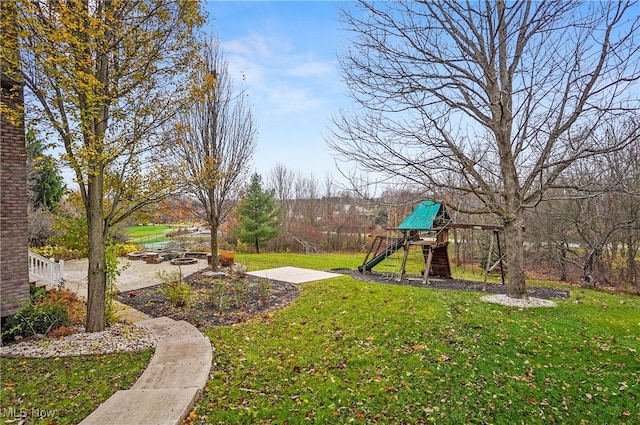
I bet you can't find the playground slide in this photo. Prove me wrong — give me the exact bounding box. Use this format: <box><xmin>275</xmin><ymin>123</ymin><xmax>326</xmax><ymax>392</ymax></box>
<box><xmin>358</xmin><ymin>236</ymin><xmax>407</xmax><ymax>272</ymax></box>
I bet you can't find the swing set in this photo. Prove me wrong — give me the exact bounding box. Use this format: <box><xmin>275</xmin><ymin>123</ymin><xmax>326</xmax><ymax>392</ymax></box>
<box><xmin>359</xmin><ymin>200</ymin><xmax>506</xmax><ymax>285</ymax></box>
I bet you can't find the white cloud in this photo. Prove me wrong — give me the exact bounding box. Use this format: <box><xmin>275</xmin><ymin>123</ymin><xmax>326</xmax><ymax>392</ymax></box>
<box><xmin>221</xmin><ymin>34</ymin><xmax>337</xmax><ymax>117</ymax></box>
<box><xmin>222</xmin><ymin>34</ymin><xmax>272</xmax><ymax>58</ymax></box>
<box><xmin>265</xmin><ymin>84</ymin><xmax>326</xmax><ymax>114</ymax></box>
<box><xmin>288</xmin><ymin>60</ymin><xmax>335</xmax><ymax>78</ymax></box>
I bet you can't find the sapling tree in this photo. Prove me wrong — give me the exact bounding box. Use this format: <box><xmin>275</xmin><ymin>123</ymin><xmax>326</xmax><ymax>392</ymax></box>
<box><xmin>236</xmin><ymin>173</ymin><xmax>282</xmax><ymax>254</ymax></box>
<box><xmin>168</xmin><ymin>36</ymin><xmax>256</xmax><ymax>270</ymax></box>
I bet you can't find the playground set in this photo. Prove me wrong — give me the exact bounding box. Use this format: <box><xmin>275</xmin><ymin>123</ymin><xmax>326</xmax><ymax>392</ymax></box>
<box><xmin>359</xmin><ymin>200</ymin><xmax>505</xmax><ymax>285</ymax></box>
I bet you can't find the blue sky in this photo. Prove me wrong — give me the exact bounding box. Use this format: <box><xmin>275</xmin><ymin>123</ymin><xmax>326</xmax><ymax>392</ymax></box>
<box><xmin>204</xmin><ymin>1</ymin><xmax>351</xmax><ymax>182</ymax></box>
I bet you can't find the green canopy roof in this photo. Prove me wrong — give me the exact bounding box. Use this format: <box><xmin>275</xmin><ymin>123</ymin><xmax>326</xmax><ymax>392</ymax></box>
<box><xmin>397</xmin><ymin>200</ymin><xmax>448</xmax><ymax>230</ymax></box>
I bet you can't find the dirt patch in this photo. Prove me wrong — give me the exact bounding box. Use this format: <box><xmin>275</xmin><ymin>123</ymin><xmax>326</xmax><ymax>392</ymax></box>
<box><xmin>333</xmin><ymin>268</ymin><xmax>570</xmax><ymax>300</ymax></box>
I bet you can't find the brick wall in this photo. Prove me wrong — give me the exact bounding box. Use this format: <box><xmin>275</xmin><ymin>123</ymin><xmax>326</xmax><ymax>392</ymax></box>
<box><xmin>1</xmin><ymin>74</ymin><xmax>29</xmax><ymax>317</ymax></box>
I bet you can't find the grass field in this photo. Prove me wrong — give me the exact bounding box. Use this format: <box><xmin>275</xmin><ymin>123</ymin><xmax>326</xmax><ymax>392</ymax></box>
<box><xmin>122</xmin><ymin>224</ymin><xmax>178</xmax><ymax>244</ymax></box>
<box><xmin>1</xmin><ymin>252</ymin><xmax>638</xmax><ymax>424</ymax></box>
<box><xmin>195</xmin><ymin>253</ymin><xmax>640</xmax><ymax>424</ymax></box>
<box><xmin>1</xmin><ymin>351</ymin><xmax>153</xmax><ymax>424</ymax></box>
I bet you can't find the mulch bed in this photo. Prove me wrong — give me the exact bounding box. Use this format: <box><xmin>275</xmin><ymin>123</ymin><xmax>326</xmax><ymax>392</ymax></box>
<box><xmin>116</xmin><ymin>267</ymin><xmax>570</xmax><ymax>331</ymax></box>
<box><xmin>333</xmin><ymin>268</ymin><xmax>571</xmax><ymax>299</ymax></box>
<box><xmin>115</xmin><ymin>269</ymin><xmax>300</xmax><ymax>330</ymax></box>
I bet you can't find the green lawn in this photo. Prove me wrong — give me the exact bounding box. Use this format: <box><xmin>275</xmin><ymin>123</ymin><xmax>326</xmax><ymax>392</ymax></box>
<box><xmin>1</xmin><ymin>253</ymin><xmax>638</xmax><ymax>424</ymax></box>
<box><xmin>194</xmin><ymin>253</ymin><xmax>640</xmax><ymax>424</ymax></box>
<box><xmin>1</xmin><ymin>350</ymin><xmax>153</xmax><ymax>425</ymax></box>
<box><xmin>122</xmin><ymin>224</ymin><xmax>178</xmax><ymax>244</ymax></box>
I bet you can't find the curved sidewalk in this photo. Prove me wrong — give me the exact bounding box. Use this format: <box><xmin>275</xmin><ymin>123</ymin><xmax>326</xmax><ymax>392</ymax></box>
<box><xmin>79</xmin><ymin>316</ymin><xmax>212</xmax><ymax>425</ymax></box>
<box><xmin>63</xmin><ymin>258</ymin><xmax>213</xmax><ymax>425</ymax></box>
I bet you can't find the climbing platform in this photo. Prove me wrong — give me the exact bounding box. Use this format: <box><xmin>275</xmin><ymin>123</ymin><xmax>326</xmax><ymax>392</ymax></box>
<box><xmin>360</xmin><ymin>200</ymin><xmax>452</xmax><ymax>282</ymax></box>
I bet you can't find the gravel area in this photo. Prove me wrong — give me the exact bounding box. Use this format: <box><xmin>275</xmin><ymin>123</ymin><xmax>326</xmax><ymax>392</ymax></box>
<box><xmin>480</xmin><ymin>294</ymin><xmax>558</xmax><ymax>308</ymax></box>
<box><xmin>0</xmin><ymin>323</ymin><xmax>156</xmax><ymax>358</ymax></box>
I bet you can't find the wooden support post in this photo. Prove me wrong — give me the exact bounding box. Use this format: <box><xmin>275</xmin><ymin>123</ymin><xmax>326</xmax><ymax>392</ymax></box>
<box><xmin>483</xmin><ymin>233</ymin><xmax>494</xmax><ymax>290</ymax></box>
<box><xmin>423</xmin><ymin>246</ymin><xmax>433</xmax><ymax>284</ymax></box>
<box><xmin>471</xmin><ymin>228</ymin><xmax>475</xmax><ymax>271</ymax></box>
<box><xmin>398</xmin><ymin>241</ymin><xmax>410</xmax><ymax>282</ymax></box>
<box><xmin>495</xmin><ymin>230</ymin><xmax>505</xmax><ymax>285</ymax></box>
<box><xmin>361</xmin><ymin>236</ymin><xmax>382</xmax><ymax>273</ymax></box>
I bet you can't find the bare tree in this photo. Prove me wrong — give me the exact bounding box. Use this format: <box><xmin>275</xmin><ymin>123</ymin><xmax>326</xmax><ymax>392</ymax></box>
<box><xmin>537</xmin><ymin>139</ymin><xmax>640</xmax><ymax>288</ymax></box>
<box><xmin>268</xmin><ymin>163</ymin><xmax>295</xmax><ymax>251</ymax></box>
<box><xmin>329</xmin><ymin>0</ymin><xmax>640</xmax><ymax>298</ymax></box>
<box><xmin>168</xmin><ymin>36</ymin><xmax>256</xmax><ymax>270</ymax></box>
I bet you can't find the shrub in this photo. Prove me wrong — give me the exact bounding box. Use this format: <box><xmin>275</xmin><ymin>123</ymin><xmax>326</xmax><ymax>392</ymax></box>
<box><xmin>48</xmin><ymin>325</ymin><xmax>75</xmax><ymax>338</ymax></box>
<box><xmin>165</xmin><ymin>228</ymin><xmax>191</xmax><ymax>238</ymax></box>
<box><xmin>112</xmin><ymin>243</ymin><xmax>144</xmax><ymax>257</ymax></box>
<box><xmin>235</xmin><ymin>240</ymin><xmax>250</xmax><ymax>253</ymax></box>
<box><xmin>219</xmin><ymin>251</ymin><xmax>235</xmax><ymax>267</ymax></box>
<box><xmin>206</xmin><ymin>282</ymin><xmax>229</xmax><ymax>311</ymax></box>
<box><xmin>30</xmin><ymin>245</ymin><xmax>84</xmax><ymax>261</ymax></box>
<box><xmin>230</xmin><ymin>279</ymin><xmax>248</xmax><ymax>308</ymax></box>
<box><xmin>48</xmin><ymin>207</ymin><xmax>88</xmax><ymax>255</ymax></box>
<box><xmin>159</xmin><ymin>282</ymin><xmax>194</xmax><ymax>308</ymax></box>
<box><xmin>230</xmin><ymin>263</ymin><xmax>247</xmax><ymax>278</ymax></box>
<box><xmin>29</xmin><ymin>283</ymin><xmax>47</xmax><ymax>302</ymax></box>
<box><xmin>38</xmin><ymin>289</ymin><xmax>86</xmax><ymax>326</ymax></box>
<box><xmin>156</xmin><ymin>269</ymin><xmax>183</xmax><ymax>285</ymax></box>
<box><xmin>3</xmin><ymin>304</ymin><xmax>70</xmax><ymax>341</ymax></box>
<box><xmin>257</xmin><ymin>278</ymin><xmax>273</xmax><ymax>304</ymax></box>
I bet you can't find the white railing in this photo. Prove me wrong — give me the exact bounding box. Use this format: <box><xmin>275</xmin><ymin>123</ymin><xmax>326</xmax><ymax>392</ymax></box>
<box><xmin>28</xmin><ymin>251</ymin><xmax>65</xmax><ymax>287</ymax></box>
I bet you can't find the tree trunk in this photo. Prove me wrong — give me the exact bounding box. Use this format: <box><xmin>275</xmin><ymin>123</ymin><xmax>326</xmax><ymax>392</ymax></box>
<box><xmin>626</xmin><ymin>236</ymin><xmax>637</xmax><ymax>287</ymax></box>
<box><xmin>255</xmin><ymin>237</ymin><xmax>260</xmax><ymax>254</ymax></box>
<box><xmin>557</xmin><ymin>243</ymin><xmax>568</xmax><ymax>282</ymax></box>
<box><xmin>209</xmin><ymin>216</ymin><xmax>219</xmax><ymax>271</ymax></box>
<box><xmin>503</xmin><ymin>216</ymin><xmax>528</xmax><ymax>298</ymax></box>
<box><xmin>582</xmin><ymin>247</ymin><xmax>600</xmax><ymax>288</ymax></box>
<box><xmin>85</xmin><ymin>172</ymin><xmax>106</xmax><ymax>332</ymax></box>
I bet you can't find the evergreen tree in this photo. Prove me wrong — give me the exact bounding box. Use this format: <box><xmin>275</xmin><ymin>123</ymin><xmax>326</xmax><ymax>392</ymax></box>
<box><xmin>26</xmin><ymin>127</ymin><xmax>64</xmax><ymax>212</ymax></box>
<box><xmin>236</xmin><ymin>173</ymin><xmax>282</xmax><ymax>254</ymax></box>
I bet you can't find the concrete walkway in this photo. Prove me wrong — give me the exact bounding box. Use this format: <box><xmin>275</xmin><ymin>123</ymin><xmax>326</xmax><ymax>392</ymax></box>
<box><xmin>247</xmin><ymin>266</ymin><xmax>342</xmax><ymax>284</ymax></box>
<box><xmin>79</xmin><ymin>317</ymin><xmax>212</xmax><ymax>425</ymax></box>
<box><xmin>64</xmin><ymin>259</ymin><xmax>212</xmax><ymax>425</ymax></box>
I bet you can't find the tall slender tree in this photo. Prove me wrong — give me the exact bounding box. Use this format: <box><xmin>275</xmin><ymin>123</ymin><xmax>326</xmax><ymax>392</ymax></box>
<box><xmin>329</xmin><ymin>0</ymin><xmax>640</xmax><ymax>298</ymax></box>
<box><xmin>6</xmin><ymin>0</ymin><xmax>203</xmax><ymax>331</ymax></box>
<box><xmin>168</xmin><ymin>36</ymin><xmax>257</xmax><ymax>270</ymax></box>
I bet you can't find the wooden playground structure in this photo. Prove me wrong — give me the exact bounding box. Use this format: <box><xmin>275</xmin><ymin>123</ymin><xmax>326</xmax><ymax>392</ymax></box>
<box><xmin>359</xmin><ymin>201</ymin><xmax>505</xmax><ymax>285</ymax></box>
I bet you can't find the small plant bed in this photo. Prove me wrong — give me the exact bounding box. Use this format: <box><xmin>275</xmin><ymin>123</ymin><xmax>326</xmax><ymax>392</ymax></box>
<box><xmin>115</xmin><ymin>268</ymin><xmax>300</xmax><ymax>329</ymax></box>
